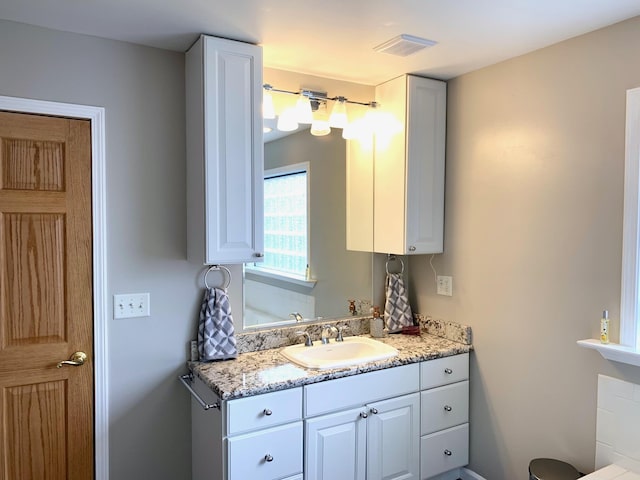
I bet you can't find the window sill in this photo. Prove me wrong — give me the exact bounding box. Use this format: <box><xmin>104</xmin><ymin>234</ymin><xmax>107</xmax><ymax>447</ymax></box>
<box><xmin>245</xmin><ymin>267</ymin><xmax>317</xmax><ymax>289</ymax></box>
<box><xmin>577</xmin><ymin>339</ymin><xmax>640</xmax><ymax>367</ymax></box>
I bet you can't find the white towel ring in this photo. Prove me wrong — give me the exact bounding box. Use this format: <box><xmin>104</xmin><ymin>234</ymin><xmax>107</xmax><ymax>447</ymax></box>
<box><xmin>204</xmin><ymin>265</ymin><xmax>232</xmax><ymax>290</ymax></box>
<box><xmin>385</xmin><ymin>255</ymin><xmax>405</xmax><ymax>275</ymax></box>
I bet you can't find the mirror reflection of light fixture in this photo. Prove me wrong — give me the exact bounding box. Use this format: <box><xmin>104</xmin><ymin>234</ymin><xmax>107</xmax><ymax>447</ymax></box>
<box><xmin>277</xmin><ymin>107</ymin><xmax>299</xmax><ymax>132</ymax></box>
<box><xmin>263</xmin><ymin>84</ymin><xmax>377</xmax><ymax>140</ymax></box>
<box><xmin>329</xmin><ymin>97</ymin><xmax>348</xmax><ymax>129</ymax></box>
<box><xmin>263</xmin><ymin>84</ymin><xmax>276</xmax><ymax>120</ymax></box>
<box><xmin>296</xmin><ymin>92</ymin><xmax>313</xmax><ymax>124</ymax></box>
<box><xmin>310</xmin><ymin>103</ymin><xmax>331</xmax><ymax>137</ymax></box>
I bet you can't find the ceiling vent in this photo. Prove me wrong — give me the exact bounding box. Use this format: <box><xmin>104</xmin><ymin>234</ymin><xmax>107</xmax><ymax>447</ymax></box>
<box><xmin>373</xmin><ymin>34</ymin><xmax>438</xmax><ymax>57</ymax></box>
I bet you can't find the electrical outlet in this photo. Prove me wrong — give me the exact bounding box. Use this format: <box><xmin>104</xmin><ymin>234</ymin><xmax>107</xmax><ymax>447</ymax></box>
<box><xmin>437</xmin><ymin>276</ymin><xmax>453</xmax><ymax>296</ymax></box>
<box><xmin>113</xmin><ymin>293</ymin><xmax>150</xmax><ymax>319</ymax></box>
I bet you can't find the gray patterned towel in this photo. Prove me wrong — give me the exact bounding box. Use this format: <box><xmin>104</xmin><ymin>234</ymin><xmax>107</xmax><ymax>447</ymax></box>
<box><xmin>197</xmin><ymin>287</ymin><xmax>237</xmax><ymax>361</ymax></box>
<box><xmin>384</xmin><ymin>273</ymin><xmax>413</xmax><ymax>333</ymax></box>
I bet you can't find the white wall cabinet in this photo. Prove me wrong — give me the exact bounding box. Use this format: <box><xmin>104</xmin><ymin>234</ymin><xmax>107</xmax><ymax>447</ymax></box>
<box><xmin>347</xmin><ymin>75</ymin><xmax>446</xmax><ymax>255</ymax></box>
<box><xmin>186</xmin><ymin>34</ymin><xmax>264</xmax><ymax>264</ymax></box>
<box><xmin>190</xmin><ymin>354</ymin><xmax>467</xmax><ymax>480</ymax></box>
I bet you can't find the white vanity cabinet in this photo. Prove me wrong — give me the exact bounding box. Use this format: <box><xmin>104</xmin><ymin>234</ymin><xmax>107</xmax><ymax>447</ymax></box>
<box><xmin>190</xmin><ymin>353</ymin><xmax>469</xmax><ymax>480</ymax></box>
<box><xmin>191</xmin><ymin>379</ymin><xmax>303</xmax><ymax>480</ymax></box>
<box><xmin>419</xmin><ymin>353</ymin><xmax>469</xmax><ymax>479</ymax></box>
<box><xmin>304</xmin><ymin>365</ymin><xmax>421</xmax><ymax>480</ymax></box>
<box><xmin>186</xmin><ymin>34</ymin><xmax>264</xmax><ymax>264</ymax></box>
<box><xmin>346</xmin><ymin>74</ymin><xmax>446</xmax><ymax>255</ymax></box>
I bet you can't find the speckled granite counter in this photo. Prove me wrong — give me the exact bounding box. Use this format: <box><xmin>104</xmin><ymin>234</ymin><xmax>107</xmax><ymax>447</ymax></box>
<box><xmin>189</xmin><ymin>332</ymin><xmax>472</xmax><ymax>401</ymax></box>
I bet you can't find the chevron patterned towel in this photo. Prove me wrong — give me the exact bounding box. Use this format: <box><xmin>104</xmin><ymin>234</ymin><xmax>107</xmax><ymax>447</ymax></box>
<box><xmin>198</xmin><ymin>287</ymin><xmax>237</xmax><ymax>361</ymax></box>
<box><xmin>384</xmin><ymin>273</ymin><xmax>413</xmax><ymax>333</ymax></box>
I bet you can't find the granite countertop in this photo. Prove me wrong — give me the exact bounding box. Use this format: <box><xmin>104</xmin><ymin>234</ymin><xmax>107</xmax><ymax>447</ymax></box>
<box><xmin>189</xmin><ymin>333</ymin><xmax>472</xmax><ymax>401</ymax></box>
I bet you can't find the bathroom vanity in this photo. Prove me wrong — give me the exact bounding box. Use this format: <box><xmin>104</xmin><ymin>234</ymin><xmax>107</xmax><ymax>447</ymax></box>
<box><xmin>187</xmin><ymin>332</ymin><xmax>471</xmax><ymax>480</ymax></box>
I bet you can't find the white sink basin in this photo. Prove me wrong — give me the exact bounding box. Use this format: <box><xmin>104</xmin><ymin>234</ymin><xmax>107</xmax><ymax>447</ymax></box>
<box><xmin>281</xmin><ymin>336</ymin><xmax>399</xmax><ymax>370</ymax></box>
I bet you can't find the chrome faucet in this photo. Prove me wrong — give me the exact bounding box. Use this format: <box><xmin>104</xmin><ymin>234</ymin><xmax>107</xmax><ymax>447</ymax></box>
<box><xmin>335</xmin><ymin>325</ymin><xmax>348</xmax><ymax>342</ymax></box>
<box><xmin>296</xmin><ymin>331</ymin><xmax>313</xmax><ymax>347</ymax></box>
<box><xmin>321</xmin><ymin>324</ymin><xmax>337</xmax><ymax>344</ymax></box>
<box><xmin>290</xmin><ymin>312</ymin><xmax>303</xmax><ymax>322</ymax></box>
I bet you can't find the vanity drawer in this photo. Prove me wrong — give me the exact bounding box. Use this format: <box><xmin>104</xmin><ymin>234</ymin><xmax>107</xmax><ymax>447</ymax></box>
<box><xmin>421</xmin><ymin>380</ymin><xmax>469</xmax><ymax>435</ymax></box>
<box><xmin>304</xmin><ymin>363</ymin><xmax>419</xmax><ymax>417</ymax></box>
<box><xmin>227</xmin><ymin>421</ymin><xmax>303</xmax><ymax>480</ymax></box>
<box><xmin>420</xmin><ymin>353</ymin><xmax>469</xmax><ymax>389</ymax></box>
<box><xmin>227</xmin><ymin>387</ymin><xmax>302</xmax><ymax>435</ymax></box>
<box><xmin>420</xmin><ymin>423</ymin><xmax>469</xmax><ymax>479</ymax></box>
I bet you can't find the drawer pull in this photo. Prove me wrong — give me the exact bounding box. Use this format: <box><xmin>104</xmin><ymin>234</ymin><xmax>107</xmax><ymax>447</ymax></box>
<box><xmin>444</xmin><ymin>449</ymin><xmax>452</xmax><ymax>456</ymax></box>
<box><xmin>263</xmin><ymin>409</ymin><xmax>272</xmax><ymax>416</ymax></box>
<box><xmin>444</xmin><ymin>368</ymin><xmax>453</xmax><ymax>374</ymax></box>
<box><xmin>264</xmin><ymin>454</ymin><xmax>274</xmax><ymax>462</ymax></box>
<box><xmin>360</xmin><ymin>411</ymin><xmax>368</xmax><ymax>419</ymax></box>
<box><xmin>444</xmin><ymin>405</ymin><xmax>452</xmax><ymax>412</ymax></box>
<box><xmin>369</xmin><ymin>407</ymin><xmax>379</xmax><ymax>415</ymax></box>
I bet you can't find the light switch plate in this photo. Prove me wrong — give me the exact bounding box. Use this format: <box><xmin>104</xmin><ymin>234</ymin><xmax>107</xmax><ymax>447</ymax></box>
<box><xmin>113</xmin><ymin>293</ymin><xmax>150</xmax><ymax>319</ymax></box>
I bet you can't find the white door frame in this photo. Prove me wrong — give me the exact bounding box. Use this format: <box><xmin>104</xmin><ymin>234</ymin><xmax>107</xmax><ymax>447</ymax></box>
<box><xmin>0</xmin><ymin>95</ymin><xmax>109</xmax><ymax>480</ymax></box>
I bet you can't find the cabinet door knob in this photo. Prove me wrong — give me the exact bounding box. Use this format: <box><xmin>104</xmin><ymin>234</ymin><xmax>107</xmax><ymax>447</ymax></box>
<box><xmin>444</xmin><ymin>405</ymin><xmax>452</xmax><ymax>412</ymax></box>
<box><xmin>408</xmin><ymin>245</ymin><xmax>417</xmax><ymax>251</ymax></box>
<box><xmin>263</xmin><ymin>409</ymin><xmax>272</xmax><ymax>416</ymax></box>
<box><xmin>264</xmin><ymin>454</ymin><xmax>274</xmax><ymax>462</ymax></box>
<box><xmin>444</xmin><ymin>368</ymin><xmax>453</xmax><ymax>374</ymax></box>
<box><xmin>254</xmin><ymin>252</ymin><xmax>264</xmax><ymax>258</ymax></box>
<box><xmin>444</xmin><ymin>450</ymin><xmax>452</xmax><ymax>456</ymax></box>
<box><xmin>360</xmin><ymin>411</ymin><xmax>368</xmax><ymax>419</ymax></box>
<box><xmin>369</xmin><ymin>407</ymin><xmax>378</xmax><ymax>415</ymax></box>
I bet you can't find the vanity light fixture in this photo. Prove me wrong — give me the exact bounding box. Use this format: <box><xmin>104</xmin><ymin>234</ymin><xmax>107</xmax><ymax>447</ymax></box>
<box><xmin>310</xmin><ymin>103</ymin><xmax>331</xmax><ymax>137</ymax></box>
<box><xmin>329</xmin><ymin>97</ymin><xmax>348</xmax><ymax>129</ymax></box>
<box><xmin>263</xmin><ymin>85</ymin><xmax>276</xmax><ymax>119</ymax></box>
<box><xmin>263</xmin><ymin>84</ymin><xmax>377</xmax><ymax>139</ymax></box>
<box><xmin>295</xmin><ymin>92</ymin><xmax>313</xmax><ymax>124</ymax></box>
<box><xmin>277</xmin><ymin>107</ymin><xmax>299</xmax><ymax>132</ymax></box>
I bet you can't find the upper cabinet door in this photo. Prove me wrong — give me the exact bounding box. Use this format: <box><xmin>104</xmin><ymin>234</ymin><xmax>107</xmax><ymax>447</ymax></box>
<box><xmin>186</xmin><ymin>35</ymin><xmax>264</xmax><ymax>265</ymax></box>
<box><xmin>372</xmin><ymin>75</ymin><xmax>446</xmax><ymax>255</ymax></box>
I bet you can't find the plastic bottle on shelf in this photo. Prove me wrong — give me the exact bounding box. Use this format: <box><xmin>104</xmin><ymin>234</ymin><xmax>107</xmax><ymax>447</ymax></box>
<box><xmin>600</xmin><ymin>310</ymin><xmax>610</xmax><ymax>344</ymax></box>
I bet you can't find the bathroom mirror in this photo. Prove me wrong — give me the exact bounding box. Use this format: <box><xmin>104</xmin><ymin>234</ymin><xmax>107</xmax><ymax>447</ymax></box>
<box><xmin>243</xmin><ymin>128</ymin><xmax>373</xmax><ymax>329</ymax></box>
<box><xmin>241</xmin><ymin>68</ymin><xmax>382</xmax><ymax>330</ymax></box>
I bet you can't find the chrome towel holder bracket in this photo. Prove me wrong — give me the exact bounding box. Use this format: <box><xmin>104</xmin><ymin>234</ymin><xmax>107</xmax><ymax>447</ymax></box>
<box><xmin>203</xmin><ymin>264</ymin><xmax>232</xmax><ymax>290</ymax></box>
<box><xmin>178</xmin><ymin>373</ymin><xmax>220</xmax><ymax>411</ymax></box>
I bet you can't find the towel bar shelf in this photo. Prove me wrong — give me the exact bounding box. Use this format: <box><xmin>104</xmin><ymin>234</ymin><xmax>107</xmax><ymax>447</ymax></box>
<box><xmin>179</xmin><ymin>373</ymin><xmax>220</xmax><ymax>411</ymax></box>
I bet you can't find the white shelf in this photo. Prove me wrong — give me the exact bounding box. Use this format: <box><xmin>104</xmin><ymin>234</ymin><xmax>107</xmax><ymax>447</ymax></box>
<box><xmin>577</xmin><ymin>339</ymin><xmax>640</xmax><ymax>367</ymax></box>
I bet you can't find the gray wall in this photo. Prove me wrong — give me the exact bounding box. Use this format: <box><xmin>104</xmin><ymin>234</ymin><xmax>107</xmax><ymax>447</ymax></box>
<box><xmin>409</xmin><ymin>15</ymin><xmax>640</xmax><ymax>479</ymax></box>
<box><xmin>0</xmin><ymin>20</ymin><xmax>197</xmax><ymax>479</ymax></box>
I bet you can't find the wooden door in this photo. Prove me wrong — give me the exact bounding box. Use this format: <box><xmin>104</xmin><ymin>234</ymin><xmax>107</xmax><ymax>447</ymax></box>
<box><xmin>0</xmin><ymin>111</ymin><xmax>94</xmax><ymax>479</ymax></box>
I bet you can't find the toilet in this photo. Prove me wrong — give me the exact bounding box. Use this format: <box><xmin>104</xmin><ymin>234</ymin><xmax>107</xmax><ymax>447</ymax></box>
<box><xmin>529</xmin><ymin>458</ymin><xmax>582</xmax><ymax>480</ymax></box>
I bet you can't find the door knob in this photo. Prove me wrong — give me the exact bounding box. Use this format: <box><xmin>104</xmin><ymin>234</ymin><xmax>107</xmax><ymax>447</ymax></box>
<box><xmin>57</xmin><ymin>351</ymin><xmax>87</xmax><ymax>368</ymax></box>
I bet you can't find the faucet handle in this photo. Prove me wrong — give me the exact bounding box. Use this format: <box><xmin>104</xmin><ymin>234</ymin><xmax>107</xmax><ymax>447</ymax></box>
<box><xmin>296</xmin><ymin>331</ymin><xmax>313</xmax><ymax>347</ymax></box>
<box><xmin>335</xmin><ymin>325</ymin><xmax>349</xmax><ymax>342</ymax></box>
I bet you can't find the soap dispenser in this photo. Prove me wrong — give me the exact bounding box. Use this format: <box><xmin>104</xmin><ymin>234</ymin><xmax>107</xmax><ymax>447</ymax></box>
<box><xmin>600</xmin><ymin>310</ymin><xmax>609</xmax><ymax>344</ymax></box>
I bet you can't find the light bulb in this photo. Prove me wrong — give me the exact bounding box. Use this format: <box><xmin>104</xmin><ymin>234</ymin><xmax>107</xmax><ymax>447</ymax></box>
<box><xmin>296</xmin><ymin>94</ymin><xmax>313</xmax><ymax>124</ymax></box>
<box><xmin>263</xmin><ymin>90</ymin><xmax>275</xmax><ymax>119</ymax></box>
<box><xmin>311</xmin><ymin>102</ymin><xmax>331</xmax><ymax>136</ymax></box>
<box><xmin>329</xmin><ymin>98</ymin><xmax>348</xmax><ymax>129</ymax></box>
<box><xmin>277</xmin><ymin>107</ymin><xmax>299</xmax><ymax>132</ymax></box>
<box><xmin>310</xmin><ymin>119</ymin><xmax>331</xmax><ymax>136</ymax></box>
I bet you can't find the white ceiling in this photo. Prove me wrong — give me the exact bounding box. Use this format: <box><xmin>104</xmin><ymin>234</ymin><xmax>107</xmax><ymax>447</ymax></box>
<box><xmin>1</xmin><ymin>0</ymin><xmax>639</xmax><ymax>85</ymax></box>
